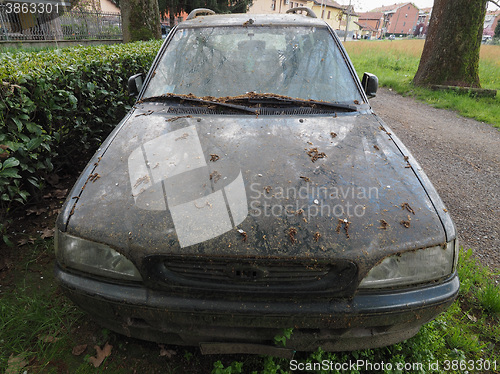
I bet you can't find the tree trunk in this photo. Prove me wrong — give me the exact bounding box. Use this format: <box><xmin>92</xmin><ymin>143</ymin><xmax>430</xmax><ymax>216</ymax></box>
<box><xmin>413</xmin><ymin>0</ymin><xmax>487</xmax><ymax>88</ymax></box>
<box><xmin>121</xmin><ymin>0</ymin><xmax>161</xmax><ymax>43</ymax></box>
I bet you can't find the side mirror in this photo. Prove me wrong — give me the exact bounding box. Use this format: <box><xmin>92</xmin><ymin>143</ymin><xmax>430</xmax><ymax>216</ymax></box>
<box><xmin>128</xmin><ymin>73</ymin><xmax>144</xmax><ymax>97</ymax></box>
<box><xmin>362</xmin><ymin>72</ymin><xmax>378</xmax><ymax>98</ymax></box>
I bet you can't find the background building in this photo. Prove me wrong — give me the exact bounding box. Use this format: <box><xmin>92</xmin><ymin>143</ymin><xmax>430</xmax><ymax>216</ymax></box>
<box><xmin>371</xmin><ymin>2</ymin><xmax>419</xmax><ymax>36</ymax></box>
<box><xmin>356</xmin><ymin>11</ymin><xmax>383</xmax><ymax>38</ymax></box>
<box><xmin>248</xmin><ymin>0</ymin><xmax>359</xmax><ymax>38</ymax></box>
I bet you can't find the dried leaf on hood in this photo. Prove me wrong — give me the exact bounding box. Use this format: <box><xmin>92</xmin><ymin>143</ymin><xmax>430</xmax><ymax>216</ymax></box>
<box><xmin>237</xmin><ymin>229</ymin><xmax>248</xmax><ymax>242</ymax></box>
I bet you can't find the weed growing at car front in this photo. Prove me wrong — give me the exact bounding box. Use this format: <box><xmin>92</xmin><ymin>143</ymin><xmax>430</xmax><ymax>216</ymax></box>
<box><xmin>479</xmin><ymin>282</ymin><xmax>500</xmax><ymax>314</ymax></box>
<box><xmin>344</xmin><ymin>40</ymin><xmax>500</xmax><ymax>128</ymax></box>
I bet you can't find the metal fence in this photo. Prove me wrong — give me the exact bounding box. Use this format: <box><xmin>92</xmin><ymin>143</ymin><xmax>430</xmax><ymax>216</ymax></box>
<box><xmin>0</xmin><ymin>7</ymin><xmax>122</xmax><ymax>41</ymax></box>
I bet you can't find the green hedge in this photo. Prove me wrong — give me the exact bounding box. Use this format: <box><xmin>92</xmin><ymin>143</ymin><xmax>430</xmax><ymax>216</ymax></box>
<box><xmin>0</xmin><ymin>41</ymin><xmax>162</xmax><ymax>244</ymax></box>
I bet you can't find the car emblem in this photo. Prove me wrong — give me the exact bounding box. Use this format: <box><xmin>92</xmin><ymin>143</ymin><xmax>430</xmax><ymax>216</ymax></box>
<box><xmin>227</xmin><ymin>265</ymin><xmax>267</xmax><ymax>281</ymax></box>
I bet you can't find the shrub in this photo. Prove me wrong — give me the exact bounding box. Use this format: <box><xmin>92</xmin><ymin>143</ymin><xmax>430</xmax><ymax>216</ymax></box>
<box><xmin>0</xmin><ymin>41</ymin><xmax>162</xmax><ymax>243</ymax></box>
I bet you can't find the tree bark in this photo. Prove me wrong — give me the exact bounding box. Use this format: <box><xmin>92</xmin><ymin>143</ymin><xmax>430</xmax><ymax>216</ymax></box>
<box><xmin>413</xmin><ymin>0</ymin><xmax>488</xmax><ymax>88</ymax></box>
<box><xmin>121</xmin><ymin>0</ymin><xmax>161</xmax><ymax>43</ymax></box>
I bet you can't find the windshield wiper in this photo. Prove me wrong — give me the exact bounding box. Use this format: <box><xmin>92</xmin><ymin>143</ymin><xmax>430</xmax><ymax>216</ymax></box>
<box><xmin>140</xmin><ymin>94</ymin><xmax>259</xmax><ymax>115</ymax></box>
<box><xmin>222</xmin><ymin>93</ymin><xmax>359</xmax><ymax>112</ymax></box>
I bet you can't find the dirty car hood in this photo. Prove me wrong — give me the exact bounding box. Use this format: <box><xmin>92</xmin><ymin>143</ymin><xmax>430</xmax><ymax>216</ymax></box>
<box><xmin>58</xmin><ymin>103</ymin><xmax>452</xmax><ymax>277</ymax></box>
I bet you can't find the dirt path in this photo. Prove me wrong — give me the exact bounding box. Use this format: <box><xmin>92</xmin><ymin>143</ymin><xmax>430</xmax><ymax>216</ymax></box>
<box><xmin>371</xmin><ymin>88</ymin><xmax>500</xmax><ymax>271</ymax></box>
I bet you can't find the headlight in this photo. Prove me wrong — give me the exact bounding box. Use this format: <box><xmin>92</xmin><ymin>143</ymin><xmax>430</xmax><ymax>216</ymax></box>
<box><xmin>359</xmin><ymin>241</ymin><xmax>457</xmax><ymax>289</ymax></box>
<box><xmin>55</xmin><ymin>230</ymin><xmax>142</xmax><ymax>281</ymax></box>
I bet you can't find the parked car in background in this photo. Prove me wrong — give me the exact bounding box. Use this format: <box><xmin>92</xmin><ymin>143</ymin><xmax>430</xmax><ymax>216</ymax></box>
<box><xmin>55</xmin><ymin>8</ymin><xmax>459</xmax><ymax>355</ymax></box>
<box><xmin>482</xmin><ymin>35</ymin><xmax>492</xmax><ymax>43</ymax></box>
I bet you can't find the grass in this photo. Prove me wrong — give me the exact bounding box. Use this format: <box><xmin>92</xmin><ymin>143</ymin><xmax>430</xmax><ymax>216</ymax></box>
<box><xmin>0</xmin><ymin>239</ymin><xmax>84</xmax><ymax>373</ymax></box>
<box><xmin>1</xmin><ymin>243</ymin><xmax>499</xmax><ymax>373</ymax></box>
<box><xmin>344</xmin><ymin>39</ymin><xmax>500</xmax><ymax>128</ymax></box>
<box><xmin>480</xmin><ymin>283</ymin><xmax>500</xmax><ymax>314</ymax></box>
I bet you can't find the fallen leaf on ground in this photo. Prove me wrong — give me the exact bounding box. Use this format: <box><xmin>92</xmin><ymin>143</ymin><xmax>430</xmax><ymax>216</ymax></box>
<box><xmin>26</xmin><ymin>207</ymin><xmax>47</xmax><ymax>216</ymax></box>
<box><xmin>158</xmin><ymin>344</ymin><xmax>177</xmax><ymax>358</ymax></box>
<box><xmin>0</xmin><ymin>256</ymin><xmax>13</xmax><ymax>271</ymax></box>
<box><xmin>72</xmin><ymin>344</ymin><xmax>87</xmax><ymax>356</ymax></box>
<box><xmin>6</xmin><ymin>353</ymin><xmax>28</xmax><ymax>374</ymax></box>
<box><xmin>53</xmin><ymin>189</ymin><xmax>68</xmax><ymax>199</ymax></box>
<box><xmin>39</xmin><ymin>335</ymin><xmax>60</xmax><ymax>343</ymax></box>
<box><xmin>18</xmin><ymin>237</ymin><xmax>36</xmax><ymax>246</ymax></box>
<box><xmin>89</xmin><ymin>342</ymin><xmax>112</xmax><ymax>368</ymax></box>
<box><xmin>41</xmin><ymin>228</ymin><xmax>55</xmax><ymax>239</ymax></box>
<box><xmin>49</xmin><ymin>208</ymin><xmax>61</xmax><ymax>216</ymax></box>
<box><xmin>45</xmin><ymin>173</ymin><xmax>60</xmax><ymax>187</ymax></box>
<box><xmin>43</xmin><ymin>188</ymin><xmax>68</xmax><ymax>199</ymax></box>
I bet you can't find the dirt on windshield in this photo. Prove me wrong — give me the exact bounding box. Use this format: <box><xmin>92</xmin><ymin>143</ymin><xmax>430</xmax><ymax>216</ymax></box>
<box><xmin>371</xmin><ymin>88</ymin><xmax>500</xmax><ymax>270</ymax></box>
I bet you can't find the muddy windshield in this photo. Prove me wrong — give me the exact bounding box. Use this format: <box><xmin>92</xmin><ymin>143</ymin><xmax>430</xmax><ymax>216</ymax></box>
<box><xmin>143</xmin><ymin>26</ymin><xmax>363</xmax><ymax>104</ymax></box>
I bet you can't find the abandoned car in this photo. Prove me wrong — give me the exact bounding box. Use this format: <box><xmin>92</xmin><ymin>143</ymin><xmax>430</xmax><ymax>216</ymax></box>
<box><xmin>55</xmin><ymin>8</ymin><xmax>459</xmax><ymax>354</ymax></box>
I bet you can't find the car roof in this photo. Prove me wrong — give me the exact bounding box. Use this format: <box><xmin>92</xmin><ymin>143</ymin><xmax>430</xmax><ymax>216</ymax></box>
<box><xmin>177</xmin><ymin>13</ymin><xmax>329</xmax><ymax>28</ymax></box>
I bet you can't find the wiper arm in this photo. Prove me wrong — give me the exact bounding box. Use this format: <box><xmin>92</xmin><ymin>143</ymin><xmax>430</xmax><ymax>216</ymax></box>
<box><xmin>140</xmin><ymin>94</ymin><xmax>259</xmax><ymax>115</ymax></box>
<box><xmin>223</xmin><ymin>93</ymin><xmax>358</xmax><ymax>112</ymax></box>
<box><xmin>140</xmin><ymin>93</ymin><xmax>358</xmax><ymax>112</ymax></box>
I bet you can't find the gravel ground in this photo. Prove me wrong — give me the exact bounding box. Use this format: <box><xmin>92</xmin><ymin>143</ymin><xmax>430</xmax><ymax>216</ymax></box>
<box><xmin>371</xmin><ymin>88</ymin><xmax>500</xmax><ymax>271</ymax></box>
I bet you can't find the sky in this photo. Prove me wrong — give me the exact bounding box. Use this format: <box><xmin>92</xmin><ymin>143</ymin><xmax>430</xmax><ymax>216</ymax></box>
<box><xmin>336</xmin><ymin>0</ymin><xmax>499</xmax><ymax>12</ymax></box>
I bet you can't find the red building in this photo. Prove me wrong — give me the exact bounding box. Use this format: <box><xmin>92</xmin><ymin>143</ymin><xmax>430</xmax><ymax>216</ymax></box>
<box><xmin>418</xmin><ymin>6</ymin><xmax>432</xmax><ymax>26</ymax></box>
<box><xmin>357</xmin><ymin>12</ymin><xmax>384</xmax><ymax>38</ymax></box>
<box><xmin>371</xmin><ymin>2</ymin><xmax>420</xmax><ymax>36</ymax></box>
<box><xmin>484</xmin><ymin>10</ymin><xmax>500</xmax><ymax>37</ymax></box>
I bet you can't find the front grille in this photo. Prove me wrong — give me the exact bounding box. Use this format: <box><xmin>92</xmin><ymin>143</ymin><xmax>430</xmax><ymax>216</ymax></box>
<box><xmin>143</xmin><ymin>256</ymin><xmax>358</xmax><ymax>295</ymax></box>
<box><xmin>164</xmin><ymin>260</ymin><xmax>330</xmax><ymax>284</ymax></box>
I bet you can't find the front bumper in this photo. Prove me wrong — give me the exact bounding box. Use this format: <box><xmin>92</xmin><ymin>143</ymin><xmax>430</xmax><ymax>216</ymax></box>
<box><xmin>55</xmin><ymin>264</ymin><xmax>459</xmax><ymax>352</ymax></box>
